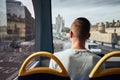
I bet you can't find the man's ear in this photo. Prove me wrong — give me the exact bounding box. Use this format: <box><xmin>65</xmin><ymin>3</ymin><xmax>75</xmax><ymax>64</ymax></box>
<box><xmin>70</xmin><ymin>31</ymin><xmax>73</xmax><ymax>38</ymax></box>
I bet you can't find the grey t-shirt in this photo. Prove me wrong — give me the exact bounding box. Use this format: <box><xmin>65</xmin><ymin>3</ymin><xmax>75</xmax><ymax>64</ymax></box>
<box><xmin>49</xmin><ymin>49</ymin><xmax>102</xmax><ymax>80</ymax></box>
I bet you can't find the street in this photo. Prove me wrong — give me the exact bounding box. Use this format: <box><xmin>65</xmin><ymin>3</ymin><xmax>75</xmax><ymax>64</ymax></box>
<box><xmin>0</xmin><ymin>43</ymin><xmax>35</xmax><ymax>80</ymax></box>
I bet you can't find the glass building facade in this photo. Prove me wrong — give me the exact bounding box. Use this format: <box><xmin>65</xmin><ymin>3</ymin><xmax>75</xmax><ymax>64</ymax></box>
<box><xmin>0</xmin><ymin>0</ymin><xmax>7</xmax><ymax>27</ymax></box>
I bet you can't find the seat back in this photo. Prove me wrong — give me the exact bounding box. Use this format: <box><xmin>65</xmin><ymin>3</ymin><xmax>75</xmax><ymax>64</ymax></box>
<box><xmin>18</xmin><ymin>52</ymin><xmax>70</xmax><ymax>80</ymax></box>
<box><xmin>87</xmin><ymin>51</ymin><xmax>120</xmax><ymax>80</ymax></box>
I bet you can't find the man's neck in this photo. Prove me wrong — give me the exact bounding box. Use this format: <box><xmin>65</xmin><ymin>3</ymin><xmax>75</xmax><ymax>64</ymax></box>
<box><xmin>71</xmin><ymin>40</ymin><xmax>86</xmax><ymax>50</ymax></box>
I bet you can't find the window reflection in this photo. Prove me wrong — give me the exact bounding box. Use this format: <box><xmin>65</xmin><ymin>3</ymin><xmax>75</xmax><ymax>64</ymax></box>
<box><xmin>0</xmin><ymin>0</ymin><xmax>35</xmax><ymax>79</ymax></box>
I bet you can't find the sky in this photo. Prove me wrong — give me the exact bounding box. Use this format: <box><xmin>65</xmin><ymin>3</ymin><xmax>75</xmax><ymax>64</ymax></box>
<box><xmin>17</xmin><ymin>0</ymin><xmax>35</xmax><ymax>18</ymax></box>
<box><xmin>17</xmin><ymin>0</ymin><xmax>120</xmax><ymax>27</ymax></box>
<box><xmin>52</xmin><ymin>0</ymin><xmax>120</xmax><ymax>27</ymax></box>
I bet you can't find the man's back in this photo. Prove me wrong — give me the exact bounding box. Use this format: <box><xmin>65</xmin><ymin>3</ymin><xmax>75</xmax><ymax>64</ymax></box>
<box><xmin>49</xmin><ymin>49</ymin><xmax>101</xmax><ymax>80</ymax></box>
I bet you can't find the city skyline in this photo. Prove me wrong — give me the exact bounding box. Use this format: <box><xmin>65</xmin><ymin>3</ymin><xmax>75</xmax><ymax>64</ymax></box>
<box><xmin>17</xmin><ymin>0</ymin><xmax>120</xmax><ymax>27</ymax></box>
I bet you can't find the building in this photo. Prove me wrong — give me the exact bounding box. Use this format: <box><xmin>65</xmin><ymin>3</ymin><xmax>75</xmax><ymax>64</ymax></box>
<box><xmin>7</xmin><ymin>0</ymin><xmax>25</xmax><ymax>40</ymax></box>
<box><xmin>24</xmin><ymin>6</ymin><xmax>35</xmax><ymax>41</ymax></box>
<box><xmin>0</xmin><ymin>0</ymin><xmax>35</xmax><ymax>50</ymax></box>
<box><xmin>55</xmin><ymin>14</ymin><xmax>65</xmax><ymax>34</ymax></box>
<box><xmin>90</xmin><ymin>20</ymin><xmax>120</xmax><ymax>45</ymax></box>
<box><xmin>6</xmin><ymin>0</ymin><xmax>35</xmax><ymax>41</ymax></box>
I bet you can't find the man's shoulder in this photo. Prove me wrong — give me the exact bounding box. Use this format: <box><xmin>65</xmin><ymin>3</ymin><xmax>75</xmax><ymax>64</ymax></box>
<box><xmin>87</xmin><ymin>52</ymin><xmax>102</xmax><ymax>60</ymax></box>
<box><xmin>82</xmin><ymin>50</ymin><xmax>101</xmax><ymax>59</ymax></box>
<box><xmin>53</xmin><ymin>49</ymin><xmax>79</xmax><ymax>57</ymax></box>
<box><xmin>54</xmin><ymin>49</ymin><xmax>73</xmax><ymax>55</ymax></box>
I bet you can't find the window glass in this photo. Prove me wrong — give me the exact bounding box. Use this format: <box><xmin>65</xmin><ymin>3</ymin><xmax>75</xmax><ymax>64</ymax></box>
<box><xmin>52</xmin><ymin>0</ymin><xmax>120</xmax><ymax>53</ymax></box>
<box><xmin>52</xmin><ymin>0</ymin><xmax>120</xmax><ymax>57</ymax></box>
<box><xmin>0</xmin><ymin>0</ymin><xmax>35</xmax><ymax>79</ymax></box>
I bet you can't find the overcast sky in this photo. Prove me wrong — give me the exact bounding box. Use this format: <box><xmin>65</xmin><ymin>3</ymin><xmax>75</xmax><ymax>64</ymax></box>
<box><xmin>17</xmin><ymin>0</ymin><xmax>34</xmax><ymax>18</ymax></box>
<box><xmin>52</xmin><ymin>0</ymin><xmax>120</xmax><ymax>27</ymax></box>
<box><xmin>17</xmin><ymin>0</ymin><xmax>120</xmax><ymax>27</ymax></box>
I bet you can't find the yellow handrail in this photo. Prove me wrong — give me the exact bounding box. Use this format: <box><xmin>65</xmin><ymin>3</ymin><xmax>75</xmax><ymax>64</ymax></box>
<box><xmin>18</xmin><ymin>51</ymin><xmax>69</xmax><ymax>77</ymax></box>
<box><xmin>89</xmin><ymin>51</ymin><xmax>120</xmax><ymax>78</ymax></box>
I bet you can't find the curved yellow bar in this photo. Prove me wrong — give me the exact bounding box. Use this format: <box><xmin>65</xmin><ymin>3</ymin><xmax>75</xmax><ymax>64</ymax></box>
<box><xmin>89</xmin><ymin>51</ymin><xmax>120</xmax><ymax>78</ymax></box>
<box><xmin>18</xmin><ymin>52</ymin><xmax>69</xmax><ymax>77</ymax></box>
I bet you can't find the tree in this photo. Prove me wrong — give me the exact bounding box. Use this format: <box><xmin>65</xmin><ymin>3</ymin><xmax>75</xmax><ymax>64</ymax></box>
<box><xmin>62</xmin><ymin>27</ymin><xmax>70</xmax><ymax>33</ymax></box>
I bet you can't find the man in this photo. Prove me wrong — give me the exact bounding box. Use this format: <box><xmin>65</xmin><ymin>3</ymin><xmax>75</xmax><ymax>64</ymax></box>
<box><xmin>49</xmin><ymin>17</ymin><xmax>103</xmax><ymax>80</ymax></box>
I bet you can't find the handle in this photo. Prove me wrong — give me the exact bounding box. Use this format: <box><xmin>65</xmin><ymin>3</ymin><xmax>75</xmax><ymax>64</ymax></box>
<box><xmin>89</xmin><ymin>51</ymin><xmax>120</xmax><ymax>77</ymax></box>
<box><xmin>18</xmin><ymin>51</ymin><xmax>69</xmax><ymax>77</ymax></box>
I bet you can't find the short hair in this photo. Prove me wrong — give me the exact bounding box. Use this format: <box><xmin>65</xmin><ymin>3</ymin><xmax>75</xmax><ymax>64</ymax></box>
<box><xmin>71</xmin><ymin>17</ymin><xmax>91</xmax><ymax>40</ymax></box>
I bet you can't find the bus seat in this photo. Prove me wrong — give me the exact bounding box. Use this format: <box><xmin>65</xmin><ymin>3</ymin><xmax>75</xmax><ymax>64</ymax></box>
<box><xmin>18</xmin><ymin>52</ymin><xmax>70</xmax><ymax>80</ymax></box>
<box><xmin>87</xmin><ymin>51</ymin><xmax>120</xmax><ymax>80</ymax></box>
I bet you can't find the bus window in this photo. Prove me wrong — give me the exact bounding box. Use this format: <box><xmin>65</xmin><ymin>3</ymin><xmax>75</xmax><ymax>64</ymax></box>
<box><xmin>52</xmin><ymin>0</ymin><xmax>120</xmax><ymax>53</ymax></box>
<box><xmin>0</xmin><ymin>0</ymin><xmax>36</xmax><ymax>79</ymax></box>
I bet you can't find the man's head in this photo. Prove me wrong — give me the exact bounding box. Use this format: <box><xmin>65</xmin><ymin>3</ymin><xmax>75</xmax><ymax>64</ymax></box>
<box><xmin>70</xmin><ymin>17</ymin><xmax>91</xmax><ymax>42</ymax></box>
